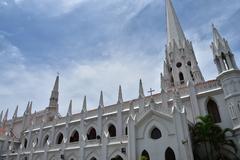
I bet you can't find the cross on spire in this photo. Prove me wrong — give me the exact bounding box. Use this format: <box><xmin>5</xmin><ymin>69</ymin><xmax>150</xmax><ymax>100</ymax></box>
<box><xmin>148</xmin><ymin>88</ymin><xmax>155</xmax><ymax>96</ymax></box>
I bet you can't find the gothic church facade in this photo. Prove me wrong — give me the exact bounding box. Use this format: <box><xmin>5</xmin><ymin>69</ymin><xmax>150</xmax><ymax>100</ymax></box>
<box><xmin>1</xmin><ymin>0</ymin><xmax>240</xmax><ymax>159</ymax></box>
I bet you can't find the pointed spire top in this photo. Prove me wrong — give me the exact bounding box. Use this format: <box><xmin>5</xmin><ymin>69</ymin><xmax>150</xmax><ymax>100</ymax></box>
<box><xmin>67</xmin><ymin>100</ymin><xmax>72</xmax><ymax>116</ymax></box>
<box><xmin>99</xmin><ymin>91</ymin><xmax>104</xmax><ymax>108</ymax></box>
<box><xmin>29</xmin><ymin>101</ymin><xmax>32</xmax><ymax>114</ymax></box>
<box><xmin>166</xmin><ymin>0</ymin><xmax>186</xmax><ymax>47</ymax></box>
<box><xmin>212</xmin><ymin>24</ymin><xmax>224</xmax><ymax>47</ymax></box>
<box><xmin>49</xmin><ymin>75</ymin><xmax>59</xmax><ymax>108</ymax></box>
<box><xmin>117</xmin><ymin>85</ymin><xmax>123</xmax><ymax>104</ymax></box>
<box><xmin>53</xmin><ymin>75</ymin><xmax>59</xmax><ymax>92</ymax></box>
<box><xmin>3</xmin><ymin>109</ymin><xmax>8</xmax><ymax>122</ymax></box>
<box><xmin>139</xmin><ymin>79</ymin><xmax>145</xmax><ymax>99</ymax></box>
<box><xmin>0</xmin><ymin>110</ymin><xmax>3</xmax><ymax>123</ymax></box>
<box><xmin>13</xmin><ymin>105</ymin><xmax>18</xmax><ymax>119</ymax></box>
<box><xmin>81</xmin><ymin>96</ymin><xmax>87</xmax><ymax>113</ymax></box>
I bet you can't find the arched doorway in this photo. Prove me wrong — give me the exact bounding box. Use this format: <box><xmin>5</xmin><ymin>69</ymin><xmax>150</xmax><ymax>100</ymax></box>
<box><xmin>207</xmin><ymin>99</ymin><xmax>221</xmax><ymax>123</ymax></box>
<box><xmin>141</xmin><ymin>150</ymin><xmax>150</xmax><ymax>160</ymax></box>
<box><xmin>165</xmin><ymin>147</ymin><xmax>176</xmax><ymax>160</ymax></box>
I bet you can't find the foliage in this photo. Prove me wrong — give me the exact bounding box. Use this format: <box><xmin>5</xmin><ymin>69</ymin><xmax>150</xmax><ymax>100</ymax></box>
<box><xmin>140</xmin><ymin>156</ymin><xmax>149</xmax><ymax>160</ymax></box>
<box><xmin>192</xmin><ymin>115</ymin><xmax>240</xmax><ymax>160</ymax></box>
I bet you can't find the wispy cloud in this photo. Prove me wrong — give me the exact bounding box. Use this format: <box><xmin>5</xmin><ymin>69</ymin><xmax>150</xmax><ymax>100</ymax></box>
<box><xmin>0</xmin><ymin>0</ymin><xmax>239</xmax><ymax>117</ymax></box>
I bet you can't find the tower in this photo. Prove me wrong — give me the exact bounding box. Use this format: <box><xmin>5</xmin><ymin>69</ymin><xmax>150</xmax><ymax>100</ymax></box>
<box><xmin>211</xmin><ymin>25</ymin><xmax>240</xmax><ymax>131</ymax></box>
<box><xmin>162</xmin><ymin>0</ymin><xmax>204</xmax><ymax>90</ymax></box>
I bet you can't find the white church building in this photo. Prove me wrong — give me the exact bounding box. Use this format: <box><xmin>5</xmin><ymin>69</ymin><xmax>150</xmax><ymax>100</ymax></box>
<box><xmin>0</xmin><ymin>0</ymin><xmax>240</xmax><ymax>159</ymax></box>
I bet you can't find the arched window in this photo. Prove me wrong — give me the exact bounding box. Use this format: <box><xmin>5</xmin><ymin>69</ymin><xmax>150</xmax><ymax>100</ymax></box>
<box><xmin>165</xmin><ymin>147</ymin><xmax>176</xmax><ymax>160</ymax></box>
<box><xmin>90</xmin><ymin>157</ymin><xmax>97</xmax><ymax>160</ymax></box>
<box><xmin>87</xmin><ymin>127</ymin><xmax>97</xmax><ymax>140</ymax></box>
<box><xmin>111</xmin><ymin>155</ymin><xmax>123</xmax><ymax>160</ymax></box>
<box><xmin>43</xmin><ymin>135</ymin><xmax>49</xmax><ymax>146</ymax></box>
<box><xmin>190</xmin><ymin>71</ymin><xmax>194</xmax><ymax>81</ymax></box>
<box><xmin>141</xmin><ymin>150</ymin><xmax>150</xmax><ymax>160</ymax></box>
<box><xmin>108</xmin><ymin>124</ymin><xmax>116</xmax><ymax>137</ymax></box>
<box><xmin>70</xmin><ymin>130</ymin><xmax>79</xmax><ymax>143</ymax></box>
<box><xmin>221</xmin><ymin>53</ymin><xmax>230</xmax><ymax>70</ymax></box>
<box><xmin>56</xmin><ymin>132</ymin><xmax>64</xmax><ymax>144</ymax></box>
<box><xmin>207</xmin><ymin>99</ymin><xmax>221</xmax><ymax>123</ymax></box>
<box><xmin>23</xmin><ymin>138</ymin><xmax>28</xmax><ymax>149</ymax></box>
<box><xmin>150</xmin><ymin>127</ymin><xmax>162</xmax><ymax>139</ymax></box>
<box><xmin>179</xmin><ymin>72</ymin><xmax>184</xmax><ymax>84</ymax></box>
<box><xmin>125</xmin><ymin>126</ymin><xmax>128</xmax><ymax>135</ymax></box>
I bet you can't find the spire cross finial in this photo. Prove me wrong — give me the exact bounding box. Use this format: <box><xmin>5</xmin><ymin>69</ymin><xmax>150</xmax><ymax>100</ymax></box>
<box><xmin>148</xmin><ymin>88</ymin><xmax>155</xmax><ymax>96</ymax></box>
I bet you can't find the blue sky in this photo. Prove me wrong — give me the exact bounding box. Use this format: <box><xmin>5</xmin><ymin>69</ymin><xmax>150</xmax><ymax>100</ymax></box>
<box><xmin>0</xmin><ymin>0</ymin><xmax>240</xmax><ymax>117</ymax></box>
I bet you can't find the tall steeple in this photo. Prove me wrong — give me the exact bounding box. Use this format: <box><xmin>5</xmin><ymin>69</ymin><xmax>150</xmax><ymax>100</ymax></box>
<box><xmin>162</xmin><ymin>0</ymin><xmax>204</xmax><ymax>90</ymax></box>
<box><xmin>166</xmin><ymin>0</ymin><xmax>186</xmax><ymax>47</ymax></box>
<box><xmin>139</xmin><ymin>79</ymin><xmax>145</xmax><ymax>99</ymax></box>
<box><xmin>49</xmin><ymin>75</ymin><xmax>59</xmax><ymax>109</ymax></box>
<box><xmin>117</xmin><ymin>85</ymin><xmax>123</xmax><ymax>104</ymax></box>
<box><xmin>211</xmin><ymin>24</ymin><xmax>238</xmax><ymax>73</ymax></box>
<box><xmin>98</xmin><ymin>91</ymin><xmax>104</xmax><ymax>108</ymax></box>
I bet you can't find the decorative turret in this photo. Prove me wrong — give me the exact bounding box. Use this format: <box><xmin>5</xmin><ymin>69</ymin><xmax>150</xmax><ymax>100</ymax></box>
<box><xmin>211</xmin><ymin>25</ymin><xmax>240</xmax><ymax>130</ymax></box>
<box><xmin>211</xmin><ymin>24</ymin><xmax>238</xmax><ymax>73</ymax></box>
<box><xmin>2</xmin><ymin>109</ymin><xmax>8</xmax><ymax>127</ymax></box>
<box><xmin>46</xmin><ymin>75</ymin><xmax>59</xmax><ymax>122</ymax></box>
<box><xmin>138</xmin><ymin>79</ymin><xmax>145</xmax><ymax>99</ymax></box>
<box><xmin>117</xmin><ymin>85</ymin><xmax>123</xmax><ymax>104</ymax></box>
<box><xmin>0</xmin><ymin>110</ymin><xmax>3</xmax><ymax>127</ymax></box>
<box><xmin>163</xmin><ymin>0</ymin><xmax>204</xmax><ymax>90</ymax></box>
<box><xmin>81</xmin><ymin>96</ymin><xmax>87</xmax><ymax>113</ymax></box>
<box><xmin>49</xmin><ymin>75</ymin><xmax>59</xmax><ymax>109</ymax></box>
<box><xmin>67</xmin><ymin>100</ymin><xmax>72</xmax><ymax>117</ymax></box>
<box><xmin>99</xmin><ymin>91</ymin><xmax>104</xmax><ymax>108</ymax></box>
<box><xmin>12</xmin><ymin>106</ymin><xmax>18</xmax><ymax>120</ymax></box>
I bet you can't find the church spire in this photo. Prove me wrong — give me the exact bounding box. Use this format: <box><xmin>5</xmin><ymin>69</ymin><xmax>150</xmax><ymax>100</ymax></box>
<box><xmin>166</xmin><ymin>0</ymin><xmax>186</xmax><ymax>47</ymax></box>
<box><xmin>67</xmin><ymin>100</ymin><xmax>72</xmax><ymax>116</ymax></box>
<box><xmin>49</xmin><ymin>75</ymin><xmax>59</xmax><ymax>108</ymax></box>
<box><xmin>211</xmin><ymin>24</ymin><xmax>238</xmax><ymax>72</ymax></box>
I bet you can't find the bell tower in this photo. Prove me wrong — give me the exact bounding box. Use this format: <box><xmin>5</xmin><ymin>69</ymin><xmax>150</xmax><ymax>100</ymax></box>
<box><xmin>162</xmin><ymin>0</ymin><xmax>204</xmax><ymax>90</ymax></box>
<box><xmin>211</xmin><ymin>25</ymin><xmax>240</xmax><ymax>130</ymax></box>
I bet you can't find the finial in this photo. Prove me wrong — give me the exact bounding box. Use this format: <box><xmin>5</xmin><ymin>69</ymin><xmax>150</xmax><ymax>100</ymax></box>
<box><xmin>12</xmin><ymin>105</ymin><xmax>18</xmax><ymax>119</ymax></box>
<box><xmin>29</xmin><ymin>101</ymin><xmax>32</xmax><ymax>114</ymax></box>
<box><xmin>3</xmin><ymin>108</ymin><xmax>8</xmax><ymax>122</ymax></box>
<box><xmin>81</xmin><ymin>96</ymin><xmax>87</xmax><ymax>113</ymax></box>
<box><xmin>117</xmin><ymin>85</ymin><xmax>123</xmax><ymax>104</ymax></box>
<box><xmin>67</xmin><ymin>100</ymin><xmax>72</xmax><ymax>116</ymax></box>
<box><xmin>148</xmin><ymin>88</ymin><xmax>155</xmax><ymax>96</ymax></box>
<box><xmin>99</xmin><ymin>91</ymin><xmax>104</xmax><ymax>108</ymax></box>
<box><xmin>139</xmin><ymin>79</ymin><xmax>145</xmax><ymax>99</ymax></box>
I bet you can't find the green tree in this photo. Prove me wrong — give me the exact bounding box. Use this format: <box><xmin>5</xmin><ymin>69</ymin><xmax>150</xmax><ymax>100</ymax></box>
<box><xmin>192</xmin><ymin>115</ymin><xmax>239</xmax><ymax>160</ymax></box>
<box><xmin>140</xmin><ymin>156</ymin><xmax>149</xmax><ymax>160</ymax></box>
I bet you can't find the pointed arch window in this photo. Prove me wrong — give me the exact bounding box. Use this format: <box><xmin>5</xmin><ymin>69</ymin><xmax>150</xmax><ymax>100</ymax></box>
<box><xmin>90</xmin><ymin>157</ymin><xmax>97</xmax><ymax>160</ymax></box>
<box><xmin>23</xmin><ymin>138</ymin><xmax>28</xmax><ymax>149</ymax></box>
<box><xmin>141</xmin><ymin>150</ymin><xmax>150</xmax><ymax>160</ymax></box>
<box><xmin>108</xmin><ymin>124</ymin><xmax>116</xmax><ymax>137</ymax></box>
<box><xmin>56</xmin><ymin>132</ymin><xmax>64</xmax><ymax>144</ymax></box>
<box><xmin>70</xmin><ymin>130</ymin><xmax>79</xmax><ymax>143</ymax></box>
<box><xmin>165</xmin><ymin>147</ymin><xmax>176</xmax><ymax>160</ymax></box>
<box><xmin>221</xmin><ymin>52</ymin><xmax>230</xmax><ymax>70</ymax></box>
<box><xmin>179</xmin><ymin>72</ymin><xmax>184</xmax><ymax>84</ymax></box>
<box><xmin>237</xmin><ymin>102</ymin><xmax>240</xmax><ymax>114</ymax></box>
<box><xmin>87</xmin><ymin>127</ymin><xmax>97</xmax><ymax>140</ymax></box>
<box><xmin>207</xmin><ymin>99</ymin><xmax>221</xmax><ymax>123</ymax></box>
